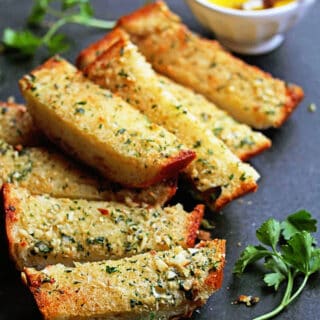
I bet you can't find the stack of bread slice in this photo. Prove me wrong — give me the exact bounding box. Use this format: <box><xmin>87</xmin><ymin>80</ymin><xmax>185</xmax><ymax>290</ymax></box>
<box><xmin>1</xmin><ymin>1</ymin><xmax>304</xmax><ymax>319</ymax></box>
<box><xmin>1</xmin><ymin>97</ymin><xmax>225</xmax><ymax>319</ymax></box>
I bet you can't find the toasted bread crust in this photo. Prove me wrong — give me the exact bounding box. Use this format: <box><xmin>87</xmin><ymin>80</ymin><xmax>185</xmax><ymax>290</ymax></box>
<box><xmin>19</xmin><ymin>57</ymin><xmax>195</xmax><ymax>188</ymax></box>
<box><xmin>77</xmin><ymin>28</ymin><xmax>127</xmax><ymax>70</ymax></box>
<box><xmin>23</xmin><ymin>240</ymin><xmax>225</xmax><ymax>320</ymax></box>
<box><xmin>186</xmin><ymin>204</ymin><xmax>204</xmax><ymax>248</ymax></box>
<box><xmin>116</xmin><ymin>1</ymin><xmax>304</xmax><ymax>129</ymax></box>
<box><xmin>4</xmin><ymin>184</ymin><xmax>202</xmax><ymax>270</ymax></box>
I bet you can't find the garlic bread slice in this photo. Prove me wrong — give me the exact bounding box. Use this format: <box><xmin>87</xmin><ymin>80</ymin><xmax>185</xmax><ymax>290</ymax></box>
<box><xmin>157</xmin><ymin>75</ymin><xmax>271</xmax><ymax>161</ymax></box>
<box><xmin>4</xmin><ymin>184</ymin><xmax>203</xmax><ymax>270</ymax></box>
<box><xmin>0</xmin><ymin>101</ymin><xmax>41</xmax><ymax>146</ymax></box>
<box><xmin>19</xmin><ymin>57</ymin><xmax>195</xmax><ymax>188</ymax></box>
<box><xmin>82</xmin><ymin>32</ymin><xmax>259</xmax><ymax>210</ymax></box>
<box><xmin>23</xmin><ymin>240</ymin><xmax>225</xmax><ymax>320</ymax></box>
<box><xmin>116</xmin><ymin>1</ymin><xmax>304</xmax><ymax>129</ymax></box>
<box><xmin>0</xmin><ymin>140</ymin><xmax>177</xmax><ymax>207</ymax></box>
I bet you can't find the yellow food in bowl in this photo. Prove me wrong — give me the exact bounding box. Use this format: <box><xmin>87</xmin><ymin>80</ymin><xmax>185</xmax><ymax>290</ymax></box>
<box><xmin>206</xmin><ymin>0</ymin><xmax>295</xmax><ymax>10</ymax></box>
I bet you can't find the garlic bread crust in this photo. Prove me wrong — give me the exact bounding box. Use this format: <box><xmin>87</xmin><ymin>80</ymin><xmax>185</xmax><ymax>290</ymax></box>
<box><xmin>0</xmin><ymin>140</ymin><xmax>177</xmax><ymax>207</ymax></box>
<box><xmin>0</xmin><ymin>101</ymin><xmax>41</xmax><ymax>146</ymax></box>
<box><xmin>23</xmin><ymin>240</ymin><xmax>225</xmax><ymax>320</ymax></box>
<box><xmin>19</xmin><ymin>57</ymin><xmax>195</xmax><ymax>188</ymax></box>
<box><xmin>4</xmin><ymin>184</ymin><xmax>203</xmax><ymax>270</ymax></box>
<box><xmin>117</xmin><ymin>1</ymin><xmax>304</xmax><ymax>129</ymax></box>
<box><xmin>81</xmin><ymin>31</ymin><xmax>259</xmax><ymax>210</ymax></box>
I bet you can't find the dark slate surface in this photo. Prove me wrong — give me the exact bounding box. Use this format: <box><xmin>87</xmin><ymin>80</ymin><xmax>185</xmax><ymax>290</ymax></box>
<box><xmin>0</xmin><ymin>1</ymin><xmax>319</xmax><ymax>319</ymax></box>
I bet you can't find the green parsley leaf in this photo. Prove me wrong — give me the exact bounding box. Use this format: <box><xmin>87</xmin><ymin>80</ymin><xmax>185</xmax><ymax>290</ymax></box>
<box><xmin>80</xmin><ymin>2</ymin><xmax>94</xmax><ymax>17</ymax></box>
<box><xmin>233</xmin><ymin>245</ymin><xmax>272</xmax><ymax>274</ymax></box>
<box><xmin>201</xmin><ymin>219</ymin><xmax>215</xmax><ymax>230</ymax></box>
<box><xmin>2</xmin><ymin>28</ymin><xmax>41</xmax><ymax>56</ymax></box>
<box><xmin>263</xmin><ymin>256</ymin><xmax>287</xmax><ymax>290</ymax></box>
<box><xmin>2</xmin><ymin>0</ymin><xmax>115</xmax><ymax>57</ymax></box>
<box><xmin>309</xmin><ymin>248</ymin><xmax>320</xmax><ymax>274</ymax></box>
<box><xmin>105</xmin><ymin>265</ymin><xmax>118</xmax><ymax>274</ymax></box>
<box><xmin>281</xmin><ymin>231</ymin><xmax>314</xmax><ymax>274</ymax></box>
<box><xmin>256</xmin><ymin>218</ymin><xmax>281</xmax><ymax>250</ymax></box>
<box><xmin>27</xmin><ymin>0</ymin><xmax>51</xmax><ymax>26</ymax></box>
<box><xmin>234</xmin><ymin>210</ymin><xmax>320</xmax><ymax>320</ymax></box>
<box><xmin>264</xmin><ymin>255</ymin><xmax>287</xmax><ymax>274</ymax></box>
<box><xmin>46</xmin><ymin>33</ymin><xmax>69</xmax><ymax>55</ymax></box>
<box><xmin>281</xmin><ymin>210</ymin><xmax>317</xmax><ymax>240</ymax></box>
<box><xmin>264</xmin><ymin>272</ymin><xmax>286</xmax><ymax>291</ymax></box>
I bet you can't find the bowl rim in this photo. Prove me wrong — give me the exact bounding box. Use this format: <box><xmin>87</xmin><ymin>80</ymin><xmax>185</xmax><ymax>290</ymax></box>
<box><xmin>189</xmin><ymin>0</ymin><xmax>303</xmax><ymax>17</ymax></box>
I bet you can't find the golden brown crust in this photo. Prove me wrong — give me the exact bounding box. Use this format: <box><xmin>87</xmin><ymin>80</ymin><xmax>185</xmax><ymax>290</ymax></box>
<box><xmin>116</xmin><ymin>1</ymin><xmax>179</xmax><ymax>35</ymax></box>
<box><xmin>197</xmin><ymin>240</ymin><xmax>226</xmax><ymax>290</ymax></box>
<box><xmin>77</xmin><ymin>28</ymin><xmax>129</xmax><ymax>70</ymax></box>
<box><xmin>237</xmin><ymin>139</ymin><xmax>271</xmax><ymax>161</ymax></box>
<box><xmin>3</xmin><ymin>183</ymin><xmax>20</xmax><ymax>269</ymax></box>
<box><xmin>137</xmin><ymin>150</ymin><xmax>196</xmax><ymax>188</ymax></box>
<box><xmin>186</xmin><ymin>204</ymin><xmax>204</xmax><ymax>248</ymax></box>
<box><xmin>277</xmin><ymin>84</ymin><xmax>305</xmax><ymax>128</ymax></box>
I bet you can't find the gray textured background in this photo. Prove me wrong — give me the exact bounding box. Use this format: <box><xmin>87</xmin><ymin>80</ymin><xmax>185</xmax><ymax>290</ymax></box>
<box><xmin>0</xmin><ymin>1</ymin><xmax>319</xmax><ymax>319</ymax></box>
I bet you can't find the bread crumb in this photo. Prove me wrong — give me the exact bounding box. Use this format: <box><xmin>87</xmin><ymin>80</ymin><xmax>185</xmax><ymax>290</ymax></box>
<box><xmin>7</xmin><ymin>96</ymin><xmax>16</xmax><ymax>103</ymax></box>
<box><xmin>232</xmin><ymin>295</ymin><xmax>260</xmax><ymax>307</ymax></box>
<box><xmin>308</xmin><ymin>103</ymin><xmax>317</xmax><ymax>113</ymax></box>
<box><xmin>198</xmin><ymin>230</ymin><xmax>211</xmax><ymax>241</ymax></box>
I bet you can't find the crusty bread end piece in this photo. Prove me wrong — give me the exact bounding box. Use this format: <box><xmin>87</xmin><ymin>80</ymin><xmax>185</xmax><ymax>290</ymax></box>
<box><xmin>19</xmin><ymin>57</ymin><xmax>195</xmax><ymax>188</ymax></box>
<box><xmin>116</xmin><ymin>1</ymin><xmax>304</xmax><ymax>129</ymax></box>
<box><xmin>4</xmin><ymin>183</ymin><xmax>203</xmax><ymax>270</ymax></box>
<box><xmin>23</xmin><ymin>239</ymin><xmax>225</xmax><ymax>320</ymax></box>
<box><xmin>0</xmin><ymin>139</ymin><xmax>177</xmax><ymax>207</ymax></box>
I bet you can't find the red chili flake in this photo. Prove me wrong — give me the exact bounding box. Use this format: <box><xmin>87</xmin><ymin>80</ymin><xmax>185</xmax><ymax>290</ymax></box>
<box><xmin>98</xmin><ymin>208</ymin><xmax>109</xmax><ymax>215</ymax></box>
<box><xmin>14</xmin><ymin>144</ymin><xmax>23</xmax><ymax>152</ymax></box>
<box><xmin>20</xmin><ymin>241</ymin><xmax>27</xmax><ymax>248</ymax></box>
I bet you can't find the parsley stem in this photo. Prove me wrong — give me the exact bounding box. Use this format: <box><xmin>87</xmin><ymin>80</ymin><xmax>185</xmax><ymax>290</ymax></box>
<box><xmin>253</xmin><ymin>270</ymin><xmax>294</xmax><ymax>320</ymax></box>
<box><xmin>287</xmin><ymin>274</ymin><xmax>309</xmax><ymax>304</ymax></box>
<box><xmin>42</xmin><ymin>15</ymin><xmax>114</xmax><ymax>47</ymax></box>
<box><xmin>42</xmin><ymin>18</ymin><xmax>67</xmax><ymax>44</ymax></box>
<box><xmin>69</xmin><ymin>15</ymin><xmax>115</xmax><ymax>29</ymax></box>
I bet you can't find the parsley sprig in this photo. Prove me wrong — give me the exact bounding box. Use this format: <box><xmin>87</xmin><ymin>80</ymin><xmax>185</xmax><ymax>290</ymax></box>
<box><xmin>234</xmin><ymin>210</ymin><xmax>320</xmax><ymax>320</ymax></box>
<box><xmin>1</xmin><ymin>0</ymin><xmax>115</xmax><ymax>57</ymax></box>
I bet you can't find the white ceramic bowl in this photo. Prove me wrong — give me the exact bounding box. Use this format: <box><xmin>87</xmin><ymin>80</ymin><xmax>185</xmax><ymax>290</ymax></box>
<box><xmin>185</xmin><ymin>0</ymin><xmax>316</xmax><ymax>54</ymax></box>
